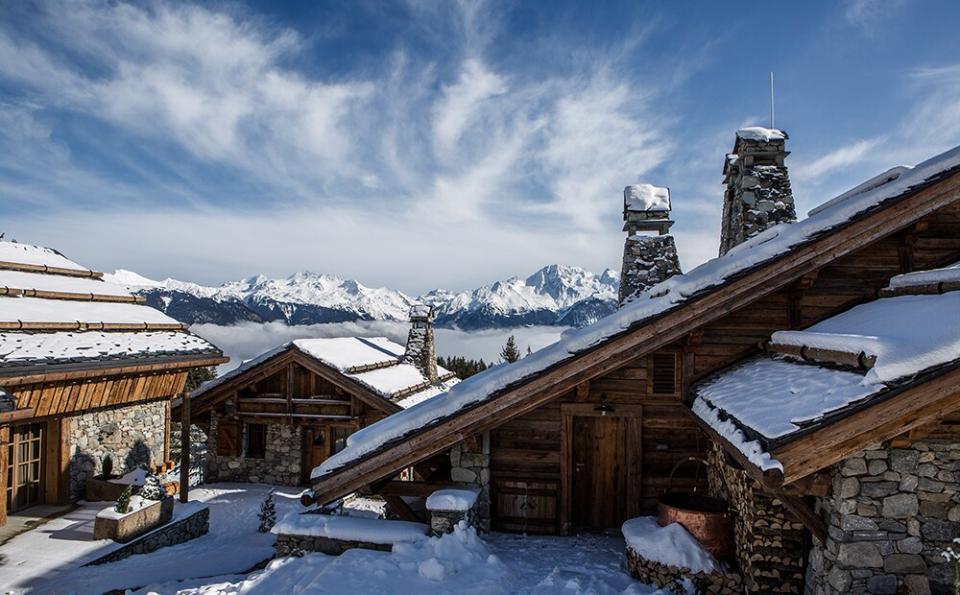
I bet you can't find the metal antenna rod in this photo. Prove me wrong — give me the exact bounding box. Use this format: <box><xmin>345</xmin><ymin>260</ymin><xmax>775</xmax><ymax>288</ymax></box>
<box><xmin>770</xmin><ymin>71</ymin><xmax>776</xmax><ymax>129</ymax></box>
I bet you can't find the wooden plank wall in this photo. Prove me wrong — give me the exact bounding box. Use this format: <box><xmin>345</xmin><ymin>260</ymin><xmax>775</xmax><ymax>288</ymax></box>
<box><xmin>8</xmin><ymin>371</ymin><xmax>188</xmax><ymax>420</ymax></box>
<box><xmin>488</xmin><ymin>202</ymin><xmax>960</xmax><ymax>534</ymax></box>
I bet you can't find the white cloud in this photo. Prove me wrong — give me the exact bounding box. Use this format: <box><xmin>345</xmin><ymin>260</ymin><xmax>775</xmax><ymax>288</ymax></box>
<box><xmin>793</xmin><ymin>137</ymin><xmax>882</xmax><ymax>181</ymax></box>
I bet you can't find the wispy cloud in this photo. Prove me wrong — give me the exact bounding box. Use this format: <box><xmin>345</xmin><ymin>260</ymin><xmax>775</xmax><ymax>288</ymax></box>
<box><xmin>842</xmin><ymin>0</ymin><xmax>906</xmax><ymax>34</ymax></box>
<box><xmin>793</xmin><ymin>137</ymin><xmax>883</xmax><ymax>181</ymax></box>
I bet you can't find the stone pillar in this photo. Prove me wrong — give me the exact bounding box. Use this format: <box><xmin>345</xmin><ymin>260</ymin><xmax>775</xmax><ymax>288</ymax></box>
<box><xmin>449</xmin><ymin>433</ymin><xmax>491</xmax><ymax>531</ymax></box>
<box><xmin>720</xmin><ymin>128</ymin><xmax>797</xmax><ymax>256</ymax></box>
<box><xmin>404</xmin><ymin>305</ymin><xmax>438</xmax><ymax>383</ymax></box>
<box><xmin>617</xmin><ymin>184</ymin><xmax>682</xmax><ymax>306</ymax></box>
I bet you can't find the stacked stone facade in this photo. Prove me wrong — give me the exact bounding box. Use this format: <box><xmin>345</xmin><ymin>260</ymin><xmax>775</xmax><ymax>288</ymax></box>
<box><xmin>404</xmin><ymin>305</ymin><xmax>438</xmax><ymax>383</ymax></box>
<box><xmin>720</xmin><ymin>132</ymin><xmax>797</xmax><ymax>255</ymax></box>
<box><xmin>206</xmin><ymin>414</ymin><xmax>302</xmax><ymax>485</ymax></box>
<box><xmin>618</xmin><ymin>235</ymin><xmax>682</xmax><ymax>305</ymax></box>
<box><xmin>449</xmin><ymin>434</ymin><xmax>491</xmax><ymax>531</ymax></box>
<box><xmin>707</xmin><ymin>444</ymin><xmax>808</xmax><ymax>594</ymax></box>
<box><xmin>68</xmin><ymin>399</ymin><xmax>168</xmax><ymax>501</ymax></box>
<box><xmin>805</xmin><ymin>439</ymin><xmax>960</xmax><ymax>595</ymax></box>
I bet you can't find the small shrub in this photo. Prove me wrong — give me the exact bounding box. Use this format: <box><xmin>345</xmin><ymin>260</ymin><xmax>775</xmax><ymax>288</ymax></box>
<box><xmin>101</xmin><ymin>455</ymin><xmax>114</xmax><ymax>479</ymax></box>
<box><xmin>140</xmin><ymin>471</ymin><xmax>165</xmax><ymax>501</ymax></box>
<box><xmin>258</xmin><ymin>491</ymin><xmax>277</xmax><ymax>533</ymax></box>
<box><xmin>115</xmin><ymin>485</ymin><xmax>132</xmax><ymax>514</ymax></box>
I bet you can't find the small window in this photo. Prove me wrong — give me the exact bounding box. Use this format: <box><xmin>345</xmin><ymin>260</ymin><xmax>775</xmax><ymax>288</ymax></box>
<box><xmin>331</xmin><ymin>426</ymin><xmax>353</xmax><ymax>455</ymax></box>
<box><xmin>245</xmin><ymin>424</ymin><xmax>267</xmax><ymax>459</ymax></box>
<box><xmin>650</xmin><ymin>352</ymin><xmax>678</xmax><ymax>396</ymax></box>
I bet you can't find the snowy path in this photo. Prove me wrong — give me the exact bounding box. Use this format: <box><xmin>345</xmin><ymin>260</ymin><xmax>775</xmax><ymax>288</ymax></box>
<box><xmin>0</xmin><ymin>482</ymin><xmax>666</xmax><ymax>594</ymax></box>
<box><xmin>0</xmin><ymin>484</ymin><xmax>303</xmax><ymax>594</ymax></box>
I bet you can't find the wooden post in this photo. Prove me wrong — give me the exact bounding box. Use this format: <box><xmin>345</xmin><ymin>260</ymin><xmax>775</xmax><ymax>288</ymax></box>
<box><xmin>180</xmin><ymin>393</ymin><xmax>190</xmax><ymax>503</ymax></box>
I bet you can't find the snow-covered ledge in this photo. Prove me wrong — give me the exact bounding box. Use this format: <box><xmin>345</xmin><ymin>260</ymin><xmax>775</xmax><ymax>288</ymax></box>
<box><xmin>426</xmin><ymin>487</ymin><xmax>480</xmax><ymax>535</ymax></box>
<box><xmin>93</xmin><ymin>496</ymin><xmax>174</xmax><ymax>543</ymax></box>
<box><xmin>272</xmin><ymin>512</ymin><xmax>428</xmax><ymax>556</ymax></box>
<box><xmin>622</xmin><ymin>517</ymin><xmax>742</xmax><ymax>594</ymax></box>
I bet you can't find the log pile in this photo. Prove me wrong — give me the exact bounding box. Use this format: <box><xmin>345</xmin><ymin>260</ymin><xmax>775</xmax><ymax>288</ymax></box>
<box><xmin>707</xmin><ymin>445</ymin><xmax>806</xmax><ymax>594</ymax></box>
<box><xmin>625</xmin><ymin>546</ymin><xmax>743</xmax><ymax>594</ymax></box>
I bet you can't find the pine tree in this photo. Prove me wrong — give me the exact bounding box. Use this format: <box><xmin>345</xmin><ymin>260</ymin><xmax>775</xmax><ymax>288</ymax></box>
<box><xmin>526</xmin><ymin>346</ymin><xmax>532</xmax><ymax>357</ymax></box>
<box><xmin>185</xmin><ymin>366</ymin><xmax>217</xmax><ymax>393</ymax></box>
<box><xmin>140</xmin><ymin>471</ymin><xmax>165</xmax><ymax>500</ymax></box>
<box><xmin>500</xmin><ymin>335</ymin><xmax>521</xmax><ymax>363</ymax></box>
<box><xmin>437</xmin><ymin>355</ymin><xmax>489</xmax><ymax>379</ymax></box>
<box><xmin>258</xmin><ymin>490</ymin><xmax>277</xmax><ymax>533</ymax></box>
<box><xmin>115</xmin><ymin>485</ymin><xmax>132</xmax><ymax>514</ymax></box>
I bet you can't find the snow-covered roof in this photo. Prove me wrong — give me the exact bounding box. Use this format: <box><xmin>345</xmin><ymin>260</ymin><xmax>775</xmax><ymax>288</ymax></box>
<box><xmin>736</xmin><ymin>126</ymin><xmax>787</xmax><ymax>142</ymax></box>
<box><xmin>0</xmin><ymin>270</ymin><xmax>133</xmax><ymax>297</ymax></box>
<box><xmin>192</xmin><ymin>337</ymin><xmax>458</xmax><ymax>408</ymax></box>
<box><xmin>693</xmin><ymin>286</ymin><xmax>960</xmax><ymax>471</ymax></box>
<box><xmin>0</xmin><ymin>241</ymin><xmax>89</xmax><ymax>272</ymax></box>
<box><xmin>624</xmin><ymin>184</ymin><xmax>670</xmax><ymax>212</ymax></box>
<box><xmin>313</xmin><ymin>143</ymin><xmax>960</xmax><ymax>480</ymax></box>
<box><xmin>0</xmin><ymin>241</ymin><xmax>222</xmax><ymax>373</ymax></box>
<box><xmin>0</xmin><ymin>331</ymin><xmax>218</xmax><ymax>370</ymax></box>
<box><xmin>886</xmin><ymin>260</ymin><xmax>960</xmax><ymax>291</ymax></box>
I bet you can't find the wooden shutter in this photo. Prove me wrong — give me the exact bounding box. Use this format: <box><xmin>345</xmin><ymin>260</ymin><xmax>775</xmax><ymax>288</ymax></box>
<box><xmin>650</xmin><ymin>352</ymin><xmax>678</xmax><ymax>396</ymax></box>
<box><xmin>217</xmin><ymin>421</ymin><xmax>240</xmax><ymax>456</ymax></box>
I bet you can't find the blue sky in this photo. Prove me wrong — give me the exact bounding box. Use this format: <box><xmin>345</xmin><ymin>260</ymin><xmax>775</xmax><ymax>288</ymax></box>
<box><xmin>2</xmin><ymin>0</ymin><xmax>959</xmax><ymax>293</ymax></box>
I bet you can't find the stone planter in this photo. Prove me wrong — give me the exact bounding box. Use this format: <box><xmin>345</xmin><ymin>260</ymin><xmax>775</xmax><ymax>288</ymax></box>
<box><xmin>85</xmin><ymin>476</ymin><xmax>134</xmax><ymax>502</ymax></box>
<box><xmin>94</xmin><ymin>497</ymin><xmax>174</xmax><ymax>543</ymax></box>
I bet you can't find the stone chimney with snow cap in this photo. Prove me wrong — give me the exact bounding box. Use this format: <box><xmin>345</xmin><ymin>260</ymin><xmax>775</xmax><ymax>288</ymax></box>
<box><xmin>404</xmin><ymin>304</ymin><xmax>438</xmax><ymax>383</ymax></box>
<box><xmin>719</xmin><ymin>127</ymin><xmax>797</xmax><ymax>255</ymax></box>
<box><xmin>618</xmin><ymin>184</ymin><xmax>682</xmax><ymax>307</ymax></box>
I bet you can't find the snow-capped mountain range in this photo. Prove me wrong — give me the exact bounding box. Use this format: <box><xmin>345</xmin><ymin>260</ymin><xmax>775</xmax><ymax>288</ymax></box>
<box><xmin>106</xmin><ymin>265</ymin><xmax>621</xmax><ymax>329</ymax></box>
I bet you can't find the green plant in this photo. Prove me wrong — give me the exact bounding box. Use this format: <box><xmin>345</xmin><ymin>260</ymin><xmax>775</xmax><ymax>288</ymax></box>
<box><xmin>140</xmin><ymin>471</ymin><xmax>165</xmax><ymax>501</ymax></box>
<box><xmin>101</xmin><ymin>454</ymin><xmax>114</xmax><ymax>479</ymax></box>
<box><xmin>258</xmin><ymin>490</ymin><xmax>277</xmax><ymax>533</ymax></box>
<box><xmin>115</xmin><ymin>485</ymin><xmax>132</xmax><ymax>514</ymax></box>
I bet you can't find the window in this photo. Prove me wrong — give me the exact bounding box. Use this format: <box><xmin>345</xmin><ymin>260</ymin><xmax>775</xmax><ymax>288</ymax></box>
<box><xmin>245</xmin><ymin>424</ymin><xmax>267</xmax><ymax>459</ymax></box>
<box><xmin>331</xmin><ymin>426</ymin><xmax>353</xmax><ymax>455</ymax></box>
<box><xmin>650</xmin><ymin>352</ymin><xmax>678</xmax><ymax>396</ymax></box>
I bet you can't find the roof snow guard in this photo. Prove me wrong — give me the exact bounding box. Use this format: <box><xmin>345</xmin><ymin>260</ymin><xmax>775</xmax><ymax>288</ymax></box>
<box><xmin>309</xmin><ymin>142</ymin><xmax>960</xmax><ymax>499</ymax></box>
<box><xmin>0</xmin><ymin>240</ymin><xmax>225</xmax><ymax>378</ymax></box>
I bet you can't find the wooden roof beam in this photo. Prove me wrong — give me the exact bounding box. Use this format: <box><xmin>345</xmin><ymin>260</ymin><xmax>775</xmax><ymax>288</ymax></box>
<box><xmin>0</xmin><ymin>261</ymin><xmax>104</xmax><ymax>279</ymax></box>
<box><xmin>0</xmin><ymin>288</ymin><xmax>145</xmax><ymax>304</ymax></box>
<box><xmin>766</xmin><ymin>342</ymin><xmax>877</xmax><ymax>370</ymax></box>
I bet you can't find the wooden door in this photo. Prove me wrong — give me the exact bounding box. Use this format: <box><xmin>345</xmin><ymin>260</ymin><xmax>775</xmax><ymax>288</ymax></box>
<box><xmin>572</xmin><ymin>416</ymin><xmax>628</xmax><ymax>530</ymax></box>
<box><xmin>6</xmin><ymin>423</ymin><xmax>45</xmax><ymax>513</ymax></box>
<box><xmin>301</xmin><ymin>427</ymin><xmax>329</xmax><ymax>484</ymax></box>
<box><xmin>561</xmin><ymin>404</ymin><xmax>642</xmax><ymax>534</ymax></box>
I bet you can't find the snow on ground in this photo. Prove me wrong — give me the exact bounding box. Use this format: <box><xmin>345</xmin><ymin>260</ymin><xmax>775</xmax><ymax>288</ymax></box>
<box><xmin>139</xmin><ymin>524</ymin><xmax>666</xmax><ymax>595</ymax></box>
<box><xmin>0</xmin><ymin>483</ymin><xmax>303</xmax><ymax>594</ymax></box>
<box><xmin>0</xmin><ymin>483</ymin><xmax>669</xmax><ymax>595</ymax></box>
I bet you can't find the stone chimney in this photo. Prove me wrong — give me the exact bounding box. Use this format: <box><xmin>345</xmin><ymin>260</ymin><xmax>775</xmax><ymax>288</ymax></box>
<box><xmin>618</xmin><ymin>184</ymin><xmax>682</xmax><ymax>307</ymax></box>
<box><xmin>719</xmin><ymin>127</ymin><xmax>797</xmax><ymax>255</ymax></box>
<box><xmin>404</xmin><ymin>304</ymin><xmax>438</xmax><ymax>383</ymax></box>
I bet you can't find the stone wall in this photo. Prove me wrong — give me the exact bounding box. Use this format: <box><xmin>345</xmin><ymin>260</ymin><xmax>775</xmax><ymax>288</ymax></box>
<box><xmin>206</xmin><ymin>414</ymin><xmax>302</xmax><ymax>485</ymax></box>
<box><xmin>805</xmin><ymin>439</ymin><xmax>960</xmax><ymax>595</ymax></box>
<box><xmin>275</xmin><ymin>532</ymin><xmax>393</xmax><ymax>557</ymax></box>
<box><xmin>720</xmin><ymin>134</ymin><xmax>796</xmax><ymax>256</ymax></box>
<box><xmin>68</xmin><ymin>399</ymin><xmax>168</xmax><ymax>501</ymax></box>
<box><xmin>449</xmin><ymin>434</ymin><xmax>491</xmax><ymax>531</ymax></box>
<box><xmin>618</xmin><ymin>235</ymin><xmax>682</xmax><ymax>305</ymax></box>
<box><xmin>85</xmin><ymin>505</ymin><xmax>209</xmax><ymax>566</ymax></box>
<box><xmin>707</xmin><ymin>444</ymin><xmax>807</xmax><ymax>594</ymax></box>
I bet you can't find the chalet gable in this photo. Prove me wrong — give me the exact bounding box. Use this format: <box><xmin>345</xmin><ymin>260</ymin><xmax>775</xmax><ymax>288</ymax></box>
<box><xmin>307</xmin><ymin>144</ymin><xmax>960</xmax><ymax>505</ymax></box>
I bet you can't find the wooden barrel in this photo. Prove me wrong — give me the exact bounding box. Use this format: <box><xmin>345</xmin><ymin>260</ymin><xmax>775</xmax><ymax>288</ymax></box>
<box><xmin>657</xmin><ymin>492</ymin><xmax>734</xmax><ymax>561</ymax></box>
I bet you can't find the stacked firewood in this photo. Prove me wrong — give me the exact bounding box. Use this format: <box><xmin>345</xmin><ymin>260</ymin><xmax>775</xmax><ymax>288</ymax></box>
<box><xmin>706</xmin><ymin>445</ymin><xmax>806</xmax><ymax>594</ymax></box>
<box><xmin>625</xmin><ymin>546</ymin><xmax>743</xmax><ymax>594</ymax></box>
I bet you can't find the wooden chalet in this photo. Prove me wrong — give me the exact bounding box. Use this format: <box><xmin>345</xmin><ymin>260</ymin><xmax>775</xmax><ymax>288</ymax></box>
<box><xmin>0</xmin><ymin>241</ymin><xmax>226</xmax><ymax>525</ymax></box>
<box><xmin>306</xmin><ymin>134</ymin><xmax>960</xmax><ymax>593</ymax></box>
<box><xmin>180</xmin><ymin>306</ymin><xmax>458</xmax><ymax>488</ymax></box>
